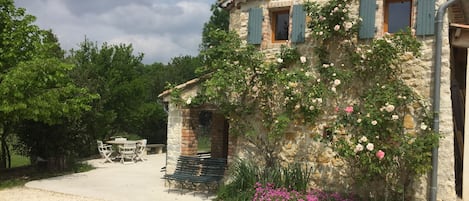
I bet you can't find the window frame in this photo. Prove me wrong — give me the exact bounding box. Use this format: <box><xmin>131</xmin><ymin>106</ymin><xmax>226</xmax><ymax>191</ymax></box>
<box><xmin>271</xmin><ymin>9</ymin><xmax>290</xmax><ymax>43</ymax></box>
<box><xmin>383</xmin><ymin>0</ymin><xmax>413</xmax><ymax>33</ymax></box>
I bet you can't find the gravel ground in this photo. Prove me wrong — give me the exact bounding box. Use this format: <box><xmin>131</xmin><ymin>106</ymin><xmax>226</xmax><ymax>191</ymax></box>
<box><xmin>0</xmin><ymin>154</ymin><xmax>214</xmax><ymax>201</ymax></box>
<box><xmin>0</xmin><ymin>187</ymin><xmax>104</xmax><ymax>201</ymax></box>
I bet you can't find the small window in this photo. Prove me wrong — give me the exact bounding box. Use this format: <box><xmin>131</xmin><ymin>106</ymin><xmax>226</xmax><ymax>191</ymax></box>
<box><xmin>272</xmin><ymin>10</ymin><xmax>289</xmax><ymax>42</ymax></box>
<box><xmin>384</xmin><ymin>0</ymin><xmax>412</xmax><ymax>33</ymax></box>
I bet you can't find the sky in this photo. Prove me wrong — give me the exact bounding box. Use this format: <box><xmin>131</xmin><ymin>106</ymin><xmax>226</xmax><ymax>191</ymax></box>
<box><xmin>14</xmin><ymin>0</ymin><xmax>215</xmax><ymax>64</ymax></box>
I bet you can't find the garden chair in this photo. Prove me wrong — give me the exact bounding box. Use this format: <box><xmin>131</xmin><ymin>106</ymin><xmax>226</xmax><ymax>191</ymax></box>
<box><xmin>135</xmin><ymin>139</ymin><xmax>147</xmax><ymax>162</ymax></box>
<box><xmin>119</xmin><ymin>143</ymin><xmax>137</xmax><ymax>164</ymax></box>
<box><xmin>97</xmin><ymin>140</ymin><xmax>114</xmax><ymax>163</ymax></box>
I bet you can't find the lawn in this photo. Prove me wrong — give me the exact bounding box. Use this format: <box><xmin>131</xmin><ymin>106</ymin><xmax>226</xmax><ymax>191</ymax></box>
<box><xmin>11</xmin><ymin>154</ymin><xmax>30</xmax><ymax>168</ymax></box>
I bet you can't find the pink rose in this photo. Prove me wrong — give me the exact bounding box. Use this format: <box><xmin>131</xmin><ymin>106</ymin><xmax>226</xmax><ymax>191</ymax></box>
<box><xmin>334</xmin><ymin>25</ymin><xmax>341</xmax><ymax>31</ymax></box>
<box><xmin>344</xmin><ymin>106</ymin><xmax>353</xmax><ymax>114</ymax></box>
<box><xmin>376</xmin><ymin>150</ymin><xmax>385</xmax><ymax>160</ymax></box>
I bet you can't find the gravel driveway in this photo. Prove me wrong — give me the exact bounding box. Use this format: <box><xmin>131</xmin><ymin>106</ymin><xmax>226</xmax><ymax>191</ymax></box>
<box><xmin>0</xmin><ymin>154</ymin><xmax>215</xmax><ymax>201</ymax></box>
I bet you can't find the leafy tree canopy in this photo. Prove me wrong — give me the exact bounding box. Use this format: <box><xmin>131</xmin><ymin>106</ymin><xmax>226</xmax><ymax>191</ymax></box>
<box><xmin>200</xmin><ymin>3</ymin><xmax>230</xmax><ymax>51</ymax></box>
<box><xmin>0</xmin><ymin>0</ymin><xmax>97</xmax><ymax>168</ymax></box>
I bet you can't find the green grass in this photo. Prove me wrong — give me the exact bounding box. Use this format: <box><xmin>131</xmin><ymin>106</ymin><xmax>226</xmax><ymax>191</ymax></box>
<box><xmin>0</xmin><ymin>178</ymin><xmax>28</xmax><ymax>189</ymax></box>
<box><xmin>72</xmin><ymin>162</ymin><xmax>95</xmax><ymax>173</ymax></box>
<box><xmin>197</xmin><ymin>135</ymin><xmax>211</xmax><ymax>152</ymax></box>
<box><xmin>11</xmin><ymin>154</ymin><xmax>31</xmax><ymax>168</ymax></box>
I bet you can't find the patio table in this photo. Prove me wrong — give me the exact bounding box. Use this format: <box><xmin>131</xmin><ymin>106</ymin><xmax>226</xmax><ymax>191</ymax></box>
<box><xmin>106</xmin><ymin>140</ymin><xmax>138</xmax><ymax>145</ymax></box>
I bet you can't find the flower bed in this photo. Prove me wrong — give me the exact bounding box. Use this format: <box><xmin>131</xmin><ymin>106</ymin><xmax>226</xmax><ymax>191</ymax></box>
<box><xmin>253</xmin><ymin>183</ymin><xmax>356</xmax><ymax>201</ymax></box>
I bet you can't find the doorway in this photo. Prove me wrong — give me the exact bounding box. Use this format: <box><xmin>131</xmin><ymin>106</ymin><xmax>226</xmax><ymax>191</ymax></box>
<box><xmin>450</xmin><ymin>46</ymin><xmax>466</xmax><ymax>198</ymax></box>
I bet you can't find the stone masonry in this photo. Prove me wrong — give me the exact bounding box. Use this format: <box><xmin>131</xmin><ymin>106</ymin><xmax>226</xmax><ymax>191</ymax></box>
<box><xmin>226</xmin><ymin>0</ymin><xmax>456</xmax><ymax>200</ymax></box>
<box><xmin>161</xmin><ymin>0</ymin><xmax>458</xmax><ymax>200</ymax></box>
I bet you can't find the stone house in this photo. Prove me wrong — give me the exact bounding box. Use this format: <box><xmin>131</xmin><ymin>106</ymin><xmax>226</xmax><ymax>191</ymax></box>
<box><xmin>159</xmin><ymin>0</ymin><xmax>469</xmax><ymax>200</ymax></box>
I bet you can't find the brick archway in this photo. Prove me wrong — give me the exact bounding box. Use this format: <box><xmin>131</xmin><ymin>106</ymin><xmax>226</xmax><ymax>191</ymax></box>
<box><xmin>180</xmin><ymin>107</ymin><xmax>229</xmax><ymax>159</ymax></box>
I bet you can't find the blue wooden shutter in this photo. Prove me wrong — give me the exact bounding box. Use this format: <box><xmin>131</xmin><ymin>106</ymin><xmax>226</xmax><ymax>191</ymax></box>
<box><xmin>416</xmin><ymin>0</ymin><xmax>435</xmax><ymax>35</ymax></box>
<box><xmin>291</xmin><ymin>5</ymin><xmax>306</xmax><ymax>43</ymax></box>
<box><xmin>359</xmin><ymin>0</ymin><xmax>377</xmax><ymax>39</ymax></box>
<box><xmin>248</xmin><ymin>8</ymin><xmax>263</xmax><ymax>44</ymax></box>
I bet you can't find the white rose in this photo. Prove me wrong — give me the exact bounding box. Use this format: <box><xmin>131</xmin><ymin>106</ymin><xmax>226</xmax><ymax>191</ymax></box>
<box><xmin>295</xmin><ymin>104</ymin><xmax>301</xmax><ymax>110</ymax></box>
<box><xmin>300</xmin><ymin>56</ymin><xmax>307</xmax><ymax>64</ymax></box>
<box><xmin>385</xmin><ymin>104</ymin><xmax>395</xmax><ymax>112</ymax></box>
<box><xmin>344</xmin><ymin>22</ymin><xmax>353</xmax><ymax>30</ymax></box>
<box><xmin>354</xmin><ymin>144</ymin><xmax>364</xmax><ymax>153</ymax></box>
<box><xmin>333</xmin><ymin>79</ymin><xmax>341</xmax><ymax>86</ymax></box>
<box><xmin>359</xmin><ymin>136</ymin><xmax>368</xmax><ymax>143</ymax></box>
<box><xmin>371</xmin><ymin>120</ymin><xmax>378</xmax><ymax>125</ymax></box>
<box><xmin>366</xmin><ymin>143</ymin><xmax>374</xmax><ymax>151</ymax></box>
<box><xmin>421</xmin><ymin>123</ymin><xmax>428</xmax><ymax>130</ymax></box>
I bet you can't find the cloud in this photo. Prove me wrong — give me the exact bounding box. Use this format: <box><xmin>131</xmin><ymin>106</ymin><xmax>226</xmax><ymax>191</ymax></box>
<box><xmin>14</xmin><ymin>0</ymin><xmax>213</xmax><ymax>64</ymax></box>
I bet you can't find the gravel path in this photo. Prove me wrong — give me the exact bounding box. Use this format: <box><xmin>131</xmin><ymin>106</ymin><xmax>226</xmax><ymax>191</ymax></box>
<box><xmin>0</xmin><ymin>154</ymin><xmax>214</xmax><ymax>201</ymax></box>
<box><xmin>0</xmin><ymin>187</ymin><xmax>104</xmax><ymax>201</ymax></box>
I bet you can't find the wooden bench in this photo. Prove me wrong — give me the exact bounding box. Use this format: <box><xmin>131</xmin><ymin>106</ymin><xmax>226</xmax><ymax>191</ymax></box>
<box><xmin>146</xmin><ymin>144</ymin><xmax>165</xmax><ymax>154</ymax></box>
<box><xmin>163</xmin><ymin>155</ymin><xmax>227</xmax><ymax>191</ymax></box>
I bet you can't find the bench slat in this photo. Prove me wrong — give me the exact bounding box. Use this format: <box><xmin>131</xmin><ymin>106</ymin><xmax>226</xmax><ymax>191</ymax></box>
<box><xmin>163</xmin><ymin>156</ymin><xmax>227</xmax><ymax>190</ymax></box>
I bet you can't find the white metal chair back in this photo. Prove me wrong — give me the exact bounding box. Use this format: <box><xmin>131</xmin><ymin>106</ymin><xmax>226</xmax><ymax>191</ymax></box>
<box><xmin>97</xmin><ymin>140</ymin><xmax>114</xmax><ymax>163</ymax></box>
<box><xmin>135</xmin><ymin>139</ymin><xmax>147</xmax><ymax>162</ymax></box>
<box><xmin>119</xmin><ymin>143</ymin><xmax>137</xmax><ymax>164</ymax></box>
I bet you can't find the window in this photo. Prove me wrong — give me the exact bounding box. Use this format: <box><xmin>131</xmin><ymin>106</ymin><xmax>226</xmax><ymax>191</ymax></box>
<box><xmin>272</xmin><ymin>10</ymin><xmax>290</xmax><ymax>42</ymax></box>
<box><xmin>248</xmin><ymin>5</ymin><xmax>305</xmax><ymax>44</ymax></box>
<box><xmin>384</xmin><ymin>0</ymin><xmax>412</xmax><ymax>33</ymax></box>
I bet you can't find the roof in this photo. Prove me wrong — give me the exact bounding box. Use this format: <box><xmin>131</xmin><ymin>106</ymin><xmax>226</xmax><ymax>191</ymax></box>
<box><xmin>157</xmin><ymin>74</ymin><xmax>211</xmax><ymax>99</ymax></box>
<box><xmin>217</xmin><ymin>0</ymin><xmax>247</xmax><ymax>10</ymax></box>
<box><xmin>217</xmin><ymin>0</ymin><xmax>234</xmax><ymax>9</ymax></box>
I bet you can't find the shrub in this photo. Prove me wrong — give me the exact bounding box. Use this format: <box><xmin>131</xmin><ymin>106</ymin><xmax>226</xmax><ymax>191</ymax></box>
<box><xmin>216</xmin><ymin>159</ymin><xmax>315</xmax><ymax>200</ymax></box>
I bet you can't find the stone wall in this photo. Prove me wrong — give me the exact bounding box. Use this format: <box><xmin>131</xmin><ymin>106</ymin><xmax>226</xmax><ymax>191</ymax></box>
<box><xmin>165</xmin><ymin>102</ymin><xmax>182</xmax><ymax>174</ymax></box>
<box><xmin>227</xmin><ymin>0</ymin><xmax>457</xmax><ymax>200</ymax></box>
<box><xmin>163</xmin><ymin>83</ymin><xmax>200</xmax><ymax>173</ymax></box>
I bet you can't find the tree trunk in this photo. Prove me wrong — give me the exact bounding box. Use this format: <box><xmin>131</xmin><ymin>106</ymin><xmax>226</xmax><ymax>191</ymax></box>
<box><xmin>0</xmin><ymin>134</ymin><xmax>8</xmax><ymax>169</ymax></box>
<box><xmin>47</xmin><ymin>155</ymin><xmax>68</xmax><ymax>172</ymax></box>
<box><xmin>0</xmin><ymin>139</ymin><xmax>5</xmax><ymax>169</ymax></box>
<box><xmin>0</xmin><ymin>125</ymin><xmax>13</xmax><ymax>169</ymax></box>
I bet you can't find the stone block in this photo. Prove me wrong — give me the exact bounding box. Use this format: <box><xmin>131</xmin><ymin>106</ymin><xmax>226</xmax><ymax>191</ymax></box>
<box><xmin>403</xmin><ymin>114</ymin><xmax>415</xmax><ymax>129</ymax></box>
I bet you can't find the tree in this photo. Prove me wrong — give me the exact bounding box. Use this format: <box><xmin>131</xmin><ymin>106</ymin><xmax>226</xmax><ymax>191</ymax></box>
<box><xmin>0</xmin><ymin>0</ymin><xmax>97</xmax><ymax>169</ymax></box>
<box><xmin>68</xmin><ymin>40</ymin><xmax>150</xmax><ymax>140</ymax></box>
<box><xmin>200</xmin><ymin>3</ymin><xmax>230</xmax><ymax>51</ymax></box>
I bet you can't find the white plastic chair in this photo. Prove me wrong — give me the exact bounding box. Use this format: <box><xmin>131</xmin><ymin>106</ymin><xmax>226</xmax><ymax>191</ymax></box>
<box><xmin>135</xmin><ymin>139</ymin><xmax>147</xmax><ymax>162</ymax></box>
<box><xmin>97</xmin><ymin>140</ymin><xmax>114</xmax><ymax>163</ymax></box>
<box><xmin>119</xmin><ymin>143</ymin><xmax>137</xmax><ymax>164</ymax></box>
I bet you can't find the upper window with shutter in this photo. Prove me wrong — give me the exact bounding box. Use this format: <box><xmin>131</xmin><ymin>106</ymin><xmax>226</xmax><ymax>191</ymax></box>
<box><xmin>247</xmin><ymin>5</ymin><xmax>306</xmax><ymax>45</ymax></box>
<box><xmin>359</xmin><ymin>0</ymin><xmax>435</xmax><ymax>38</ymax></box>
<box><xmin>384</xmin><ymin>0</ymin><xmax>412</xmax><ymax>33</ymax></box>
